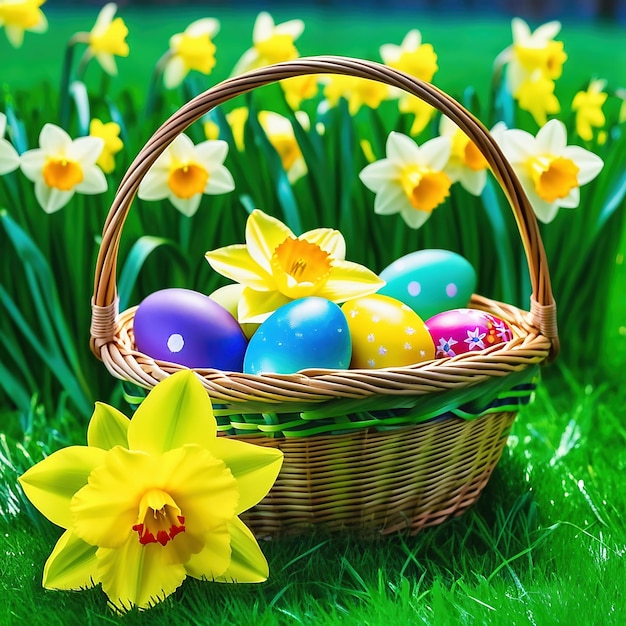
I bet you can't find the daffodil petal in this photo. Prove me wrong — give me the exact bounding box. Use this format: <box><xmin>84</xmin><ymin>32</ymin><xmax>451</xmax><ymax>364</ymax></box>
<box><xmin>68</xmin><ymin>136</ymin><xmax>104</xmax><ymax>165</ymax></box>
<box><xmin>562</xmin><ymin>146</ymin><xmax>604</xmax><ymax>185</ymax></box>
<box><xmin>97</xmin><ymin>540</ymin><xmax>186</xmax><ymax>612</ymax></box>
<box><xmin>195</xmin><ymin>139</ymin><xmax>228</xmax><ymax>164</ymax></box>
<box><xmin>373</xmin><ymin>182</ymin><xmax>405</xmax><ymax>215</ymax></box>
<box><xmin>163</xmin><ymin>55</ymin><xmax>187</xmax><ymax>90</ymax></box>
<box><xmin>536</xmin><ymin>119</ymin><xmax>567</xmax><ymax>152</ymax></box>
<box><xmin>35</xmin><ymin>183</ymin><xmax>73</xmax><ymax>214</ymax></box>
<box><xmin>214</xmin><ymin>517</ymin><xmax>269</xmax><ymax>583</ymax></box>
<box><xmin>231</xmin><ymin>47</ymin><xmax>260</xmax><ymax>76</ymax></box>
<box><xmin>246</xmin><ymin>209</ymin><xmax>294</xmax><ymax>274</ymax></box>
<box><xmin>0</xmin><ymin>139</ymin><xmax>20</xmax><ymax>175</ymax></box>
<box><xmin>359</xmin><ymin>159</ymin><xmax>398</xmax><ymax>192</ymax></box>
<box><xmin>87</xmin><ymin>402</ymin><xmax>130</xmax><ymax>450</ymax></box>
<box><xmin>19</xmin><ymin>446</ymin><xmax>107</xmax><ymax>529</ymax></box>
<box><xmin>43</xmin><ymin>530</ymin><xmax>99</xmax><ymax>591</ymax></box>
<box><xmin>274</xmin><ymin>18</ymin><xmax>304</xmax><ymax>39</ymax></box>
<box><xmin>204</xmin><ymin>165</ymin><xmax>235</xmax><ymax>195</ymax></box>
<box><xmin>320</xmin><ymin>260</ymin><xmax>385</xmax><ymax>302</ymax></box>
<box><xmin>206</xmin><ymin>438</ymin><xmax>283</xmax><ymax>514</ymax></box>
<box><xmin>128</xmin><ymin>371</ymin><xmax>217</xmax><ymax>455</ymax></box>
<box><xmin>183</xmin><ymin>523</ymin><xmax>232</xmax><ymax>580</ymax></box>
<box><xmin>96</xmin><ymin>52</ymin><xmax>118</xmax><ymax>76</ymax></box>
<box><xmin>252</xmin><ymin>11</ymin><xmax>274</xmax><ymax>42</ymax></box>
<box><xmin>498</xmin><ymin>128</ymin><xmax>534</xmax><ymax>163</ymax></box>
<box><xmin>138</xmin><ymin>170</ymin><xmax>170</xmax><ymax>201</ymax></box>
<box><xmin>386</xmin><ymin>131</ymin><xmax>421</xmax><ymax>165</ymax></box>
<box><xmin>239</xmin><ymin>287</ymin><xmax>291</xmax><ymax>324</ymax></box>
<box><xmin>187</xmin><ymin>17</ymin><xmax>220</xmax><ymax>38</ymax></box>
<box><xmin>75</xmin><ymin>166</ymin><xmax>107</xmax><ymax>194</ymax></box>
<box><xmin>19</xmin><ymin>149</ymin><xmax>46</xmax><ymax>181</ymax></box>
<box><xmin>39</xmin><ymin>124</ymin><xmax>71</xmax><ymax>154</ymax></box>
<box><xmin>400</xmin><ymin>205</ymin><xmax>432</xmax><ymax>229</ymax></box>
<box><xmin>205</xmin><ymin>244</ymin><xmax>274</xmax><ymax>290</ymax></box>
<box><xmin>170</xmin><ymin>192</ymin><xmax>201</xmax><ymax>217</ymax></box>
<box><xmin>418</xmin><ymin>136</ymin><xmax>452</xmax><ymax>170</ymax></box>
<box><xmin>301</xmin><ymin>228</ymin><xmax>346</xmax><ymax>259</ymax></box>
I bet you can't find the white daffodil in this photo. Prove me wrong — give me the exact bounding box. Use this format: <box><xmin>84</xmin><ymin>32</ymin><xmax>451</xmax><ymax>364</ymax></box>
<box><xmin>138</xmin><ymin>135</ymin><xmax>234</xmax><ymax>217</ymax></box>
<box><xmin>20</xmin><ymin>124</ymin><xmax>106</xmax><ymax>214</ymax></box>
<box><xmin>359</xmin><ymin>131</ymin><xmax>452</xmax><ymax>229</ymax></box>
<box><xmin>0</xmin><ymin>112</ymin><xmax>20</xmax><ymax>174</ymax></box>
<box><xmin>439</xmin><ymin>116</ymin><xmax>489</xmax><ymax>196</ymax></box>
<box><xmin>86</xmin><ymin>2</ymin><xmax>129</xmax><ymax>76</ymax></box>
<box><xmin>231</xmin><ymin>11</ymin><xmax>303</xmax><ymax>76</ymax></box>
<box><xmin>163</xmin><ymin>18</ymin><xmax>220</xmax><ymax>89</ymax></box>
<box><xmin>0</xmin><ymin>0</ymin><xmax>48</xmax><ymax>48</ymax></box>
<box><xmin>496</xmin><ymin>119</ymin><xmax>603</xmax><ymax>223</ymax></box>
<box><xmin>496</xmin><ymin>18</ymin><xmax>567</xmax><ymax>95</ymax></box>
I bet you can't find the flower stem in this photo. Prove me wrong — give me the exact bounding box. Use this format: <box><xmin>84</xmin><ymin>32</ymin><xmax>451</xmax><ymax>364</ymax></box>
<box><xmin>60</xmin><ymin>33</ymin><xmax>90</xmax><ymax>128</ymax></box>
<box><xmin>145</xmin><ymin>50</ymin><xmax>172</xmax><ymax>118</ymax></box>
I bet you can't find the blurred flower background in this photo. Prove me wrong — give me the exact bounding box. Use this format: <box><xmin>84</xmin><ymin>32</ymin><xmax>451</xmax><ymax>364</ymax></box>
<box><xmin>1</xmin><ymin>0</ymin><xmax>625</xmax><ymax>621</ymax></box>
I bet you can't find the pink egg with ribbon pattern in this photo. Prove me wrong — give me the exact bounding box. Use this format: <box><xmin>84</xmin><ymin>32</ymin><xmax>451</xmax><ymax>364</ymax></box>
<box><xmin>425</xmin><ymin>308</ymin><xmax>514</xmax><ymax>359</ymax></box>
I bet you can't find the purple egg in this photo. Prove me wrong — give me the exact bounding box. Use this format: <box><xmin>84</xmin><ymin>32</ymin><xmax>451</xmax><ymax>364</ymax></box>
<box><xmin>425</xmin><ymin>308</ymin><xmax>513</xmax><ymax>359</ymax></box>
<box><xmin>133</xmin><ymin>288</ymin><xmax>248</xmax><ymax>371</ymax></box>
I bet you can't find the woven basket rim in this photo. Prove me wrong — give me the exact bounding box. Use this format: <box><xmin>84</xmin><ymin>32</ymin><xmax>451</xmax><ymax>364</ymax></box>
<box><xmin>89</xmin><ymin>55</ymin><xmax>558</xmax><ymax>415</ymax></box>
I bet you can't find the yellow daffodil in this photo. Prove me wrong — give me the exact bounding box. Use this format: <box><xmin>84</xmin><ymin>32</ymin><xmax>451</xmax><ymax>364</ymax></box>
<box><xmin>572</xmin><ymin>79</ymin><xmax>608</xmax><ymax>142</ymax></box>
<box><xmin>19</xmin><ymin>371</ymin><xmax>283</xmax><ymax>613</ymax></box>
<box><xmin>439</xmin><ymin>115</ymin><xmax>489</xmax><ymax>195</ymax></box>
<box><xmin>0</xmin><ymin>0</ymin><xmax>47</xmax><ymax>48</ymax></box>
<box><xmin>19</xmin><ymin>123</ymin><xmax>106</xmax><ymax>213</ymax></box>
<box><xmin>321</xmin><ymin>75</ymin><xmax>389</xmax><ymax>115</ymax></box>
<box><xmin>280</xmin><ymin>74</ymin><xmax>319</xmax><ymax>111</ymax></box>
<box><xmin>496</xmin><ymin>18</ymin><xmax>567</xmax><ymax>96</ymax></box>
<box><xmin>399</xmin><ymin>96</ymin><xmax>436</xmax><ymax>137</ymax></box>
<box><xmin>85</xmin><ymin>2</ymin><xmax>129</xmax><ymax>75</ymax></box>
<box><xmin>231</xmin><ymin>11</ymin><xmax>303</xmax><ymax>76</ymax></box>
<box><xmin>496</xmin><ymin>119</ymin><xmax>604</xmax><ymax>223</ymax></box>
<box><xmin>380</xmin><ymin>29</ymin><xmax>438</xmax><ymax>83</ymax></box>
<box><xmin>163</xmin><ymin>18</ymin><xmax>220</xmax><ymax>89</ymax></box>
<box><xmin>218</xmin><ymin>107</ymin><xmax>308</xmax><ymax>183</ymax></box>
<box><xmin>359</xmin><ymin>131</ymin><xmax>452</xmax><ymax>229</ymax></box>
<box><xmin>0</xmin><ymin>112</ymin><xmax>20</xmax><ymax>174</ymax></box>
<box><xmin>205</xmin><ymin>209</ymin><xmax>385</xmax><ymax>323</ymax></box>
<box><xmin>138</xmin><ymin>134</ymin><xmax>234</xmax><ymax>217</ymax></box>
<box><xmin>514</xmin><ymin>71</ymin><xmax>560</xmax><ymax>126</ymax></box>
<box><xmin>89</xmin><ymin>118</ymin><xmax>123</xmax><ymax>174</ymax></box>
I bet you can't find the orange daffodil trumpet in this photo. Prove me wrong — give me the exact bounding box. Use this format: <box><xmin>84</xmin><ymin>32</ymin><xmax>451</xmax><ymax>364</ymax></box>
<box><xmin>359</xmin><ymin>131</ymin><xmax>453</xmax><ymax>229</ymax></box>
<box><xmin>0</xmin><ymin>112</ymin><xmax>20</xmax><ymax>175</ymax></box>
<box><xmin>496</xmin><ymin>119</ymin><xmax>603</xmax><ymax>223</ymax></box>
<box><xmin>0</xmin><ymin>0</ymin><xmax>47</xmax><ymax>48</ymax></box>
<box><xmin>19</xmin><ymin>371</ymin><xmax>283</xmax><ymax>613</ymax></box>
<box><xmin>20</xmin><ymin>123</ymin><xmax>107</xmax><ymax>213</ymax></box>
<box><xmin>205</xmin><ymin>209</ymin><xmax>385</xmax><ymax>324</ymax></box>
<box><xmin>231</xmin><ymin>11</ymin><xmax>303</xmax><ymax>76</ymax></box>
<box><xmin>138</xmin><ymin>134</ymin><xmax>235</xmax><ymax>217</ymax></box>
<box><xmin>163</xmin><ymin>18</ymin><xmax>220</xmax><ymax>89</ymax></box>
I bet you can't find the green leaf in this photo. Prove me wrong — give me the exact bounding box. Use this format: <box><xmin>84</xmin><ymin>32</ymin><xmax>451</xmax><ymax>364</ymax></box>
<box><xmin>69</xmin><ymin>80</ymin><xmax>91</xmax><ymax>136</ymax></box>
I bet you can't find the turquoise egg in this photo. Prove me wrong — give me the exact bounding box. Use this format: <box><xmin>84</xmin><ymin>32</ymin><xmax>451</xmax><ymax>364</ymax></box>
<box><xmin>378</xmin><ymin>249</ymin><xmax>476</xmax><ymax>320</ymax></box>
<box><xmin>243</xmin><ymin>297</ymin><xmax>352</xmax><ymax>375</ymax></box>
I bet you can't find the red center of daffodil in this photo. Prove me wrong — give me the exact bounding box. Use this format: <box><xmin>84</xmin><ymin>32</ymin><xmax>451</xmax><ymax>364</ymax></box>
<box><xmin>42</xmin><ymin>157</ymin><xmax>84</xmax><ymax>191</ymax></box>
<box><xmin>401</xmin><ymin>165</ymin><xmax>451</xmax><ymax>212</ymax></box>
<box><xmin>272</xmin><ymin>237</ymin><xmax>332</xmax><ymax>292</ymax></box>
<box><xmin>528</xmin><ymin>155</ymin><xmax>579</xmax><ymax>202</ymax></box>
<box><xmin>168</xmin><ymin>162</ymin><xmax>209</xmax><ymax>198</ymax></box>
<box><xmin>132</xmin><ymin>489</ymin><xmax>186</xmax><ymax>546</ymax></box>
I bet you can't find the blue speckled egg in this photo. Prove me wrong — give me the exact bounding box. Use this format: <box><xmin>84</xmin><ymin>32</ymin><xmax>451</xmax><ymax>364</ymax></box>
<box><xmin>378</xmin><ymin>249</ymin><xmax>476</xmax><ymax>320</ymax></box>
<box><xmin>133</xmin><ymin>288</ymin><xmax>248</xmax><ymax>371</ymax></box>
<box><xmin>243</xmin><ymin>297</ymin><xmax>351</xmax><ymax>375</ymax></box>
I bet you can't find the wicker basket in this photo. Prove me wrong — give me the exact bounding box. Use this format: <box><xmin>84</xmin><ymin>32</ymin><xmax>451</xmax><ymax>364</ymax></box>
<box><xmin>90</xmin><ymin>56</ymin><xmax>559</xmax><ymax>538</ymax></box>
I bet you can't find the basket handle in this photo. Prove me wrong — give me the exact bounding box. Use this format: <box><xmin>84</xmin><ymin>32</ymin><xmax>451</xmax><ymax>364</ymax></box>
<box><xmin>90</xmin><ymin>55</ymin><xmax>559</xmax><ymax>359</ymax></box>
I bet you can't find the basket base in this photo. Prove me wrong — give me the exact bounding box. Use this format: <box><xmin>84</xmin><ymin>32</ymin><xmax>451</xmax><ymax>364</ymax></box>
<box><xmin>235</xmin><ymin>410</ymin><xmax>516</xmax><ymax>538</ymax></box>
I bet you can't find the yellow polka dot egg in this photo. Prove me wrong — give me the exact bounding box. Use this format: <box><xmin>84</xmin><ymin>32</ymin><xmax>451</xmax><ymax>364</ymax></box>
<box><xmin>341</xmin><ymin>294</ymin><xmax>435</xmax><ymax>369</ymax></box>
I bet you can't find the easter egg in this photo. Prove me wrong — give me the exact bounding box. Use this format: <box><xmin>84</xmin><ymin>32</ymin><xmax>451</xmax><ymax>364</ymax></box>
<box><xmin>208</xmin><ymin>283</ymin><xmax>259</xmax><ymax>339</ymax></box>
<box><xmin>243</xmin><ymin>297</ymin><xmax>351</xmax><ymax>375</ymax></box>
<box><xmin>133</xmin><ymin>288</ymin><xmax>248</xmax><ymax>371</ymax></box>
<box><xmin>425</xmin><ymin>308</ymin><xmax>514</xmax><ymax>359</ymax></box>
<box><xmin>378</xmin><ymin>249</ymin><xmax>477</xmax><ymax>320</ymax></box>
<box><xmin>341</xmin><ymin>294</ymin><xmax>435</xmax><ymax>369</ymax></box>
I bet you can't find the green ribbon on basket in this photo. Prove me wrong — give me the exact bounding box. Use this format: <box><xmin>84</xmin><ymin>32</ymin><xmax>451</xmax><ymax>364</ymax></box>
<box><xmin>123</xmin><ymin>365</ymin><xmax>538</xmax><ymax>438</ymax></box>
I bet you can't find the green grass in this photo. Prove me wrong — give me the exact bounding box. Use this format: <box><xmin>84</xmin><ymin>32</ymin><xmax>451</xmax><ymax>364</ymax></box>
<box><xmin>2</xmin><ymin>365</ymin><xmax>626</xmax><ymax>625</ymax></box>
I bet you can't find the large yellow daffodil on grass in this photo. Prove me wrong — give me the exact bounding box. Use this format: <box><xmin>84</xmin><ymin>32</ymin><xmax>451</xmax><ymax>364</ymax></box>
<box><xmin>205</xmin><ymin>209</ymin><xmax>385</xmax><ymax>324</ymax></box>
<box><xmin>19</xmin><ymin>371</ymin><xmax>283</xmax><ymax>613</ymax></box>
